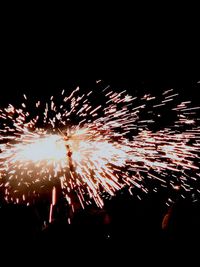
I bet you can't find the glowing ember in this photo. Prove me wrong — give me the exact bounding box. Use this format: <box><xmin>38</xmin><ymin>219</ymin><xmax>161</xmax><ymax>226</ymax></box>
<box><xmin>0</xmin><ymin>82</ymin><xmax>200</xmax><ymax>209</ymax></box>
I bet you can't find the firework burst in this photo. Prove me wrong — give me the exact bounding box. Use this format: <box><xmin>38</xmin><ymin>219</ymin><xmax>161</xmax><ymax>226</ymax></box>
<box><xmin>0</xmin><ymin>82</ymin><xmax>200</xmax><ymax>212</ymax></box>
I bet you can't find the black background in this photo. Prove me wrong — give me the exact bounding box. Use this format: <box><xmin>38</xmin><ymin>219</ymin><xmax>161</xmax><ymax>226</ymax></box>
<box><xmin>0</xmin><ymin>6</ymin><xmax>200</xmax><ymax>264</ymax></box>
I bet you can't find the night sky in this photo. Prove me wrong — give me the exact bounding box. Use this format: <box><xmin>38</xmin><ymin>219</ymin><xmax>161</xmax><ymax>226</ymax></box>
<box><xmin>0</xmin><ymin>11</ymin><xmax>200</xmax><ymax>264</ymax></box>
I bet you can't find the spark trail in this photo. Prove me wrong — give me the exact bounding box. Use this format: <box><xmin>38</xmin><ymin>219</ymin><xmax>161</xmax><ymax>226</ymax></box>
<box><xmin>0</xmin><ymin>82</ymin><xmax>200</xmax><ymax>209</ymax></box>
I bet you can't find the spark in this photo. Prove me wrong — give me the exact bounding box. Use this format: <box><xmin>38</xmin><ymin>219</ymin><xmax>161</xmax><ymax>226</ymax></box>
<box><xmin>0</xmin><ymin>83</ymin><xmax>200</xmax><ymax>212</ymax></box>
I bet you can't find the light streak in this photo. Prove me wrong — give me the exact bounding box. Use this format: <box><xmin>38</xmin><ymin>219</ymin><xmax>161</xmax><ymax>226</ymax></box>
<box><xmin>0</xmin><ymin>83</ymin><xmax>199</xmax><ymax>210</ymax></box>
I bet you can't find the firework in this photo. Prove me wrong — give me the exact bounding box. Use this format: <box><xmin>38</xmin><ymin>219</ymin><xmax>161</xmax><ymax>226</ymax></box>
<box><xmin>0</xmin><ymin>81</ymin><xmax>200</xmax><ymax>212</ymax></box>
